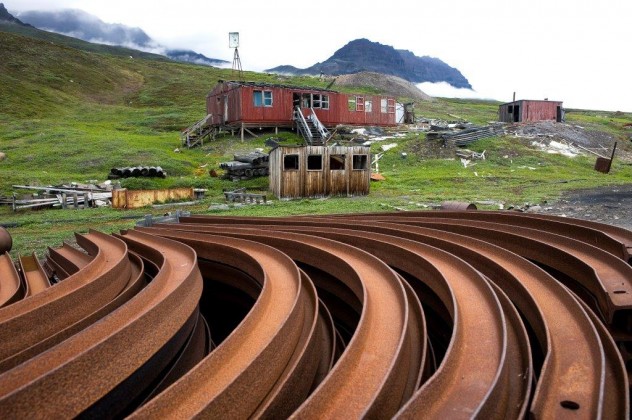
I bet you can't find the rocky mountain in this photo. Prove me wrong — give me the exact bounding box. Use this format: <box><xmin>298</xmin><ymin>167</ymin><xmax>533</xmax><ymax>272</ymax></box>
<box><xmin>11</xmin><ymin>7</ymin><xmax>228</xmax><ymax>67</ymax></box>
<box><xmin>267</xmin><ymin>38</ymin><xmax>471</xmax><ymax>89</ymax></box>
<box><xmin>0</xmin><ymin>2</ymin><xmax>28</xmax><ymax>25</ymax></box>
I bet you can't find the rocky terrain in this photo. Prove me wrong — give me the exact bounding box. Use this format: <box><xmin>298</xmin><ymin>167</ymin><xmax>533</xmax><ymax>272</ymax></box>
<box><xmin>333</xmin><ymin>72</ymin><xmax>433</xmax><ymax>102</ymax></box>
<box><xmin>267</xmin><ymin>38</ymin><xmax>471</xmax><ymax>89</ymax></box>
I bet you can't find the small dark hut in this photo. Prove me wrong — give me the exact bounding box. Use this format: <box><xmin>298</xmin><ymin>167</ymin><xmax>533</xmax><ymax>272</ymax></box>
<box><xmin>499</xmin><ymin>99</ymin><xmax>564</xmax><ymax>123</ymax></box>
<box><xmin>269</xmin><ymin>145</ymin><xmax>370</xmax><ymax>199</ymax></box>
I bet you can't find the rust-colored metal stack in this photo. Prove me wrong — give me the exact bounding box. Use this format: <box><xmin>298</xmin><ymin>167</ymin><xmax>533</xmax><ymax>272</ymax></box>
<box><xmin>0</xmin><ymin>211</ymin><xmax>631</xmax><ymax>418</ymax></box>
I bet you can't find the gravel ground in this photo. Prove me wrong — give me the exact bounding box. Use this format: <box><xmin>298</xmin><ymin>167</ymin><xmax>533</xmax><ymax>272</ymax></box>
<box><xmin>533</xmin><ymin>184</ymin><xmax>632</xmax><ymax>232</ymax></box>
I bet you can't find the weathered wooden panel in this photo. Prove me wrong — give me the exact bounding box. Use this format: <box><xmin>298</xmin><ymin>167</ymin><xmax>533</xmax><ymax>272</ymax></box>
<box><xmin>349</xmin><ymin>147</ymin><xmax>371</xmax><ymax>196</ymax></box>
<box><xmin>112</xmin><ymin>188</ymin><xmax>194</xmax><ymax>209</ymax></box>
<box><xmin>499</xmin><ymin>100</ymin><xmax>562</xmax><ymax>123</ymax></box>
<box><xmin>327</xmin><ymin>146</ymin><xmax>349</xmax><ymax>196</ymax></box>
<box><xmin>304</xmin><ymin>146</ymin><xmax>326</xmax><ymax>197</ymax></box>
<box><xmin>206</xmin><ymin>81</ymin><xmax>396</xmax><ymax>128</ymax></box>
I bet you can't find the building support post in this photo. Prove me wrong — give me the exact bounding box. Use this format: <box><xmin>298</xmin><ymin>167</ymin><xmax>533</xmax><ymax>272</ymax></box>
<box><xmin>241</xmin><ymin>123</ymin><xmax>244</xmax><ymax>142</ymax></box>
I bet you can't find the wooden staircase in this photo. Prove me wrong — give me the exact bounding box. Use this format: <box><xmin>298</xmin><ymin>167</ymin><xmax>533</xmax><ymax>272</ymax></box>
<box><xmin>181</xmin><ymin>114</ymin><xmax>216</xmax><ymax>148</ymax></box>
<box><xmin>293</xmin><ymin>107</ymin><xmax>329</xmax><ymax>146</ymax></box>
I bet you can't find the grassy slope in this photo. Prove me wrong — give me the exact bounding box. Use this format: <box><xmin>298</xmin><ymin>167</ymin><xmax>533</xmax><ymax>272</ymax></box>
<box><xmin>1</xmin><ymin>29</ymin><xmax>631</xmax><ymax>256</ymax></box>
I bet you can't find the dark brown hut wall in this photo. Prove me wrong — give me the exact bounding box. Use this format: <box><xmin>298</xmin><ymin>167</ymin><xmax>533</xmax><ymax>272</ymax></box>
<box><xmin>269</xmin><ymin>146</ymin><xmax>370</xmax><ymax>199</ymax></box>
<box><xmin>206</xmin><ymin>81</ymin><xmax>396</xmax><ymax>127</ymax></box>
<box><xmin>498</xmin><ymin>100</ymin><xmax>563</xmax><ymax>123</ymax></box>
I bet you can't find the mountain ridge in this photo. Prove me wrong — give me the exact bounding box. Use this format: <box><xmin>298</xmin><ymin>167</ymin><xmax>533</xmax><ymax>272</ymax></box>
<box><xmin>8</xmin><ymin>6</ymin><xmax>228</xmax><ymax>67</ymax></box>
<box><xmin>267</xmin><ymin>38</ymin><xmax>471</xmax><ymax>89</ymax></box>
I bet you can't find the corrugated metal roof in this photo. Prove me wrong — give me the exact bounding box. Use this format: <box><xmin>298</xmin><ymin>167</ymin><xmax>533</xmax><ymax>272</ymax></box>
<box><xmin>221</xmin><ymin>80</ymin><xmax>338</xmax><ymax>93</ymax></box>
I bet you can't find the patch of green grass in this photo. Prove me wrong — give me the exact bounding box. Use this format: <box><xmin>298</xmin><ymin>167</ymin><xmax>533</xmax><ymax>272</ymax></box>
<box><xmin>1</xmin><ymin>29</ymin><xmax>632</xmax><ymax>257</ymax></box>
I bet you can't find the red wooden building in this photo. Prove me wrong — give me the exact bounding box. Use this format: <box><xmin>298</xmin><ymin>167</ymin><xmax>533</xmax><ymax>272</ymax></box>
<box><xmin>206</xmin><ymin>80</ymin><xmax>397</xmax><ymax>134</ymax></box>
<box><xmin>499</xmin><ymin>99</ymin><xmax>564</xmax><ymax>123</ymax></box>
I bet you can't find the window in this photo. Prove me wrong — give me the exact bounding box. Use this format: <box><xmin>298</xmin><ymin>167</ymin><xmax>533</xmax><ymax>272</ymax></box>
<box><xmin>352</xmin><ymin>154</ymin><xmax>368</xmax><ymax>170</ymax></box>
<box><xmin>330</xmin><ymin>154</ymin><xmax>345</xmax><ymax>170</ymax></box>
<box><xmin>254</xmin><ymin>90</ymin><xmax>273</xmax><ymax>107</ymax></box>
<box><xmin>307</xmin><ymin>154</ymin><xmax>323</xmax><ymax>171</ymax></box>
<box><xmin>283</xmin><ymin>154</ymin><xmax>299</xmax><ymax>170</ymax></box>
<box><xmin>381</xmin><ymin>98</ymin><xmax>388</xmax><ymax>113</ymax></box>
<box><xmin>387</xmin><ymin>98</ymin><xmax>395</xmax><ymax>113</ymax></box>
<box><xmin>508</xmin><ymin>105</ymin><xmax>514</xmax><ymax>113</ymax></box>
<box><xmin>348</xmin><ymin>97</ymin><xmax>356</xmax><ymax>111</ymax></box>
<box><xmin>365</xmin><ymin>100</ymin><xmax>372</xmax><ymax>113</ymax></box>
<box><xmin>311</xmin><ymin>93</ymin><xmax>330</xmax><ymax>109</ymax></box>
<box><xmin>356</xmin><ymin>97</ymin><xmax>365</xmax><ymax>112</ymax></box>
<box><xmin>321</xmin><ymin>94</ymin><xmax>329</xmax><ymax>109</ymax></box>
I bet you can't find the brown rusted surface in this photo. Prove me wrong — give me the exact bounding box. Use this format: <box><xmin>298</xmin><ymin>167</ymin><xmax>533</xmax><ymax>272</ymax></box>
<box><xmin>1</xmin><ymin>210</ymin><xmax>630</xmax><ymax>418</ymax></box>
<box><xmin>0</xmin><ymin>227</ymin><xmax>11</xmax><ymax>253</ymax></box>
<box><xmin>19</xmin><ymin>253</ymin><xmax>50</xmax><ymax>297</ymax></box>
<box><xmin>112</xmin><ymin>187</ymin><xmax>193</xmax><ymax>209</ymax></box>
<box><xmin>0</xmin><ymin>252</ymin><xmax>22</xmax><ymax>308</ymax></box>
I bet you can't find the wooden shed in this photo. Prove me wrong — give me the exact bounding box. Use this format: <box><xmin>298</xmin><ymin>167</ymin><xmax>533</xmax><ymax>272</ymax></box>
<box><xmin>206</xmin><ymin>80</ymin><xmax>397</xmax><ymax>131</ymax></box>
<box><xmin>499</xmin><ymin>99</ymin><xmax>563</xmax><ymax>123</ymax></box>
<box><xmin>269</xmin><ymin>145</ymin><xmax>371</xmax><ymax>199</ymax></box>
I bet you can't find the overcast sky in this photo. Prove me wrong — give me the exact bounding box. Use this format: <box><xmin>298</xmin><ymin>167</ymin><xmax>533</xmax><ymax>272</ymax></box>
<box><xmin>8</xmin><ymin>0</ymin><xmax>632</xmax><ymax>112</ymax></box>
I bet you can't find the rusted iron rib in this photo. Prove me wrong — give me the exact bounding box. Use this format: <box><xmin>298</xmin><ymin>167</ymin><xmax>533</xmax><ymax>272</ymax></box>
<box><xmin>19</xmin><ymin>253</ymin><xmax>50</xmax><ymax>297</ymax></box>
<box><xmin>128</xmin><ymin>231</ymin><xmax>311</xmax><ymax>418</ymax></box>
<box><xmin>324</xmin><ymin>210</ymin><xmax>632</xmax><ymax>261</ymax></box>
<box><xmin>363</xmin><ymin>216</ymin><xmax>632</xmax><ymax>324</ymax></box>
<box><xmin>178</xmin><ymin>217</ymin><xmax>619</xmax><ymax>418</ymax></box>
<box><xmin>256</xmin><ymin>225</ymin><xmax>513</xmax><ymax>418</ymax></box>
<box><xmin>0</xmin><ymin>230</ymin><xmax>202</xmax><ymax>417</ymax></box>
<box><xmin>136</xmin><ymin>226</ymin><xmax>412</xmax><ymax>418</ymax></box>
<box><xmin>47</xmin><ymin>242</ymin><xmax>93</xmax><ymax>275</ymax></box>
<box><xmin>0</xmin><ymin>231</ymin><xmax>131</xmax><ymax>367</ymax></box>
<box><xmin>0</xmin><ymin>252</ymin><xmax>22</xmax><ymax>308</ymax></box>
<box><xmin>0</xmin><ymin>227</ymin><xmax>11</xmax><ymax>253</ymax></box>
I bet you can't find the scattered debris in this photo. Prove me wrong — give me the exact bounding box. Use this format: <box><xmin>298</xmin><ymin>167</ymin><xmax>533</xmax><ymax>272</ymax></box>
<box><xmin>427</xmin><ymin>123</ymin><xmax>504</xmax><ymax>147</ymax></box>
<box><xmin>2</xmin><ymin>183</ymin><xmax>113</xmax><ymax>211</ymax></box>
<box><xmin>223</xmin><ymin>188</ymin><xmax>267</xmax><ymax>204</ymax></box>
<box><xmin>530</xmin><ymin>140</ymin><xmax>581</xmax><ymax>157</ymax></box>
<box><xmin>456</xmin><ymin>149</ymin><xmax>486</xmax><ymax>160</ymax></box>
<box><xmin>594</xmin><ymin>142</ymin><xmax>617</xmax><ymax>174</ymax></box>
<box><xmin>0</xmin><ymin>152</ymin><xmax>6</xmax><ymax>161</ymax></box>
<box><xmin>108</xmin><ymin>166</ymin><xmax>167</xmax><ymax>179</ymax></box>
<box><xmin>370</xmin><ymin>173</ymin><xmax>386</xmax><ymax>182</ymax></box>
<box><xmin>219</xmin><ymin>151</ymin><xmax>270</xmax><ymax>180</ymax></box>
<box><xmin>441</xmin><ymin>201</ymin><xmax>477</xmax><ymax>211</ymax></box>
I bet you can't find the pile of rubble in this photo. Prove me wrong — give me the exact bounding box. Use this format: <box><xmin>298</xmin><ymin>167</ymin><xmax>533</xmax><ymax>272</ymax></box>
<box><xmin>0</xmin><ymin>182</ymin><xmax>114</xmax><ymax>211</ymax></box>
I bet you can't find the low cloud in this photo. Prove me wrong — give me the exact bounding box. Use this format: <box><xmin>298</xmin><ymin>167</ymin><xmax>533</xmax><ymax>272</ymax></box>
<box><xmin>416</xmin><ymin>82</ymin><xmax>497</xmax><ymax>101</ymax></box>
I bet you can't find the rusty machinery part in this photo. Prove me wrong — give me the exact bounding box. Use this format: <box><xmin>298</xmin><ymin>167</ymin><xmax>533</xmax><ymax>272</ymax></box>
<box><xmin>0</xmin><ymin>227</ymin><xmax>12</xmax><ymax>253</ymax></box>
<box><xmin>439</xmin><ymin>201</ymin><xmax>477</xmax><ymax>211</ymax></box>
<box><xmin>0</xmin><ymin>210</ymin><xmax>630</xmax><ymax>418</ymax></box>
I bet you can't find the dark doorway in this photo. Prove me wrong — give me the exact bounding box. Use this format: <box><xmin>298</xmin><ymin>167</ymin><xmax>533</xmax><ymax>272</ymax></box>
<box><xmin>556</xmin><ymin>106</ymin><xmax>562</xmax><ymax>122</ymax></box>
<box><xmin>513</xmin><ymin>105</ymin><xmax>520</xmax><ymax>122</ymax></box>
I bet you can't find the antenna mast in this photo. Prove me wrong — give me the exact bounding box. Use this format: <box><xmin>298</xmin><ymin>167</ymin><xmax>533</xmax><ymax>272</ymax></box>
<box><xmin>229</xmin><ymin>32</ymin><xmax>243</xmax><ymax>80</ymax></box>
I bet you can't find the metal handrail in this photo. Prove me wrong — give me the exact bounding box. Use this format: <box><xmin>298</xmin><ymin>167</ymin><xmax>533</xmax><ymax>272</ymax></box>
<box><xmin>308</xmin><ymin>108</ymin><xmax>329</xmax><ymax>141</ymax></box>
<box><xmin>293</xmin><ymin>106</ymin><xmax>313</xmax><ymax>143</ymax></box>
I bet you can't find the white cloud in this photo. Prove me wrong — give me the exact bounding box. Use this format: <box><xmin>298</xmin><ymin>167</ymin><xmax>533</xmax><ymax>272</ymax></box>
<box><xmin>9</xmin><ymin>0</ymin><xmax>632</xmax><ymax>111</ymax></box>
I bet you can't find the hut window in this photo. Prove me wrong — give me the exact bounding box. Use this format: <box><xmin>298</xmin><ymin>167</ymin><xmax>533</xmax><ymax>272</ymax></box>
<box><xmin>352</xmin><ymin>154</ymin><xmax>368</xmax><ymax>170</ymax></box>
<box><xmin>356</xmin><ymin>97</ymin><xmax>365</xmax><ymax>112</ymax></box>
<box><xmin>348</xmin><ymin>97</ymin><xmax>356</xmax><ymax>111</ymax></box>
<box><xmin>312</xmin><ymin>94</ymin><xmax>329</xmax><ymax>109</ymax></box>
<box><xmin>381</xmin><ymin>98</ymin><xmax>388</xmax><ymax>113</ymax></box>
<box><xmin>254</xmin><ymin>90</ymin><xmax>273</xmax><ymax>107</ymax></box>
<box><xmin>387</xmin><ymin>98</ymin><xmax>395</xmax><ymax>113</ymax></box>
<box><xmin>330</xmin><ymin>154</ymin><xmax>345</xmax><ymax>170</ymax></box>
<box><xmin>321</xmin><ymin>95</ymin><xmax>330</xmax><ymax>109</ymax></box>
<box><xmin>283</xmin><ymin>154</ymin><xmax>299</xmax><ymax>171</ymax></box>
<box><xmin>508</xmin><ymin>105</ymin><xmax>514</xmax><ymax>113</ymax></box>
<box><xmin>365</xmin><ymin>100</ymin><xmax>372</xmax><ymax>112</ymax></box>
<box><xmin>307</xmin><ymin>155</ymin><xmax>323</xmax><ymax>171</ymax></box>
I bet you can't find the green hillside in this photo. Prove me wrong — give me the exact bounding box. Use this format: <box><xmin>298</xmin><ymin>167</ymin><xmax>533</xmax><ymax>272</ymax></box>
<box><xmin>1</xmin><ymin>28</ymin><xmax>631</xmax><ymax>256</ymax></box>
